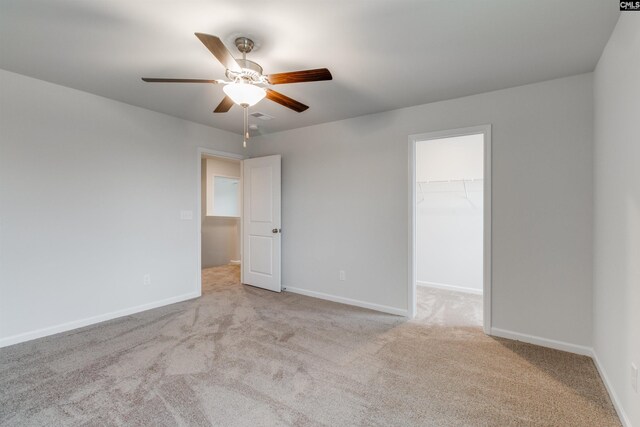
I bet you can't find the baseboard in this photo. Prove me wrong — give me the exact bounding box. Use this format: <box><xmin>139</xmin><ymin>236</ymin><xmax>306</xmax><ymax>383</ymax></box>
<box><xmin>417</xmin><ymin>280</ymin><xmax>483</xmax><ymax>295</ymax></box>
<box><xmin>490</xmin><ymin>327</ymin><xmax>592</xmax><ymax>356</ymax></box>
<box><xmin>284</xmin><ymin>286</ymin><xmax>407</xmax><ymax>316</ymax></box>
<box><xmin>591</xmin><ymin>350</ymin><xmax>633</xmax><ymax>427</ymax></box>
<box><xmin>0</xmin><ymin>291</ymin><xmax>200</xmax><ymax>349</ymax></box>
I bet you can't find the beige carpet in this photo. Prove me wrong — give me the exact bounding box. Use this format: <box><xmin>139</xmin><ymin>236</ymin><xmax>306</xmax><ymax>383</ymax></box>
<box><xmin>0</xmin><ymin>265</ymin><xmax>619</xmax><ymax>426</ymax></box>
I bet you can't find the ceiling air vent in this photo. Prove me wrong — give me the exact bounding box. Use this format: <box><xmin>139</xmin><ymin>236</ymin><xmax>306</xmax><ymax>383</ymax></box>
<box><xmin>250</xmin><ymin>112</ymin><xmax>274</xmax><ymax>121</ymax></box>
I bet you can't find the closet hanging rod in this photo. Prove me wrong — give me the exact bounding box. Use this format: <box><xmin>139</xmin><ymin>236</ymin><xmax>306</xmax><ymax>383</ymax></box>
<box><xmin>416</xmin><ymin>178</ymin><xmax>483</xmax><ymax>184</ymax></box>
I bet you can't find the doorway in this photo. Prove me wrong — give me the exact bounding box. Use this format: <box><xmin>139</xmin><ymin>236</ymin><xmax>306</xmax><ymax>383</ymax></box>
<box><xmin>408</xmin><ymin>125</ymin><xmax>491</xmax><ymax>333</ymax></box>
<box><xmin>196</xmin><ymin>149</ymin><xmax>282</xmax><ymax>295</ymax></box>
<box><xmin>197</xmin><ymin>149</ymin><xmax>244</xmax><ymax>295</ymax></box>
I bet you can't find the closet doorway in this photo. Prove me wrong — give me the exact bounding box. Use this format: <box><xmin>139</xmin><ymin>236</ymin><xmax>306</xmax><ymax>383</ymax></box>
<box><xmin>408</xmin><ymin>125</ymin><xmax>491</xmax><ymax>333</ymax></box>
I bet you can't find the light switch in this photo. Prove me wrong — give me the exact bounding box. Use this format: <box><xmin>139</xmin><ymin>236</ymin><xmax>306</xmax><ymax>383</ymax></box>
<box><xmin>180</xmin><ymin>210</ymin><xmax>193</xmax><ymax>220</ymax></box>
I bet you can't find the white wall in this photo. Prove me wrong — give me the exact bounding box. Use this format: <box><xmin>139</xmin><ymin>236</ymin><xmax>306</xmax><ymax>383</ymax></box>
<box><xmin>0</xmin><ymin>66</ymin><xmax>596</xmax><ymax>355</ymax></box>
<box><xmin>0</xmin><ymin>69</ymin><xmax>244</xmax><ymax>346</ymax></box>
<box><xmin>416</xmin><ymin>135</ymin><xmax>483</xmax><ymax>292</ymax></box>
<box><xmin>201</xmin><ymin>157</ymin><xmax>241</xmax><ymax>268</ymax></box>
<box><xmin>250</xmin><ymin>73</ymin><xmax>594</xmax><ymax>347</ymax></box>
<box><xmin>593</xmin><ymin>14</ymin><xmax>639</xmax><ymax>427</ymax></box>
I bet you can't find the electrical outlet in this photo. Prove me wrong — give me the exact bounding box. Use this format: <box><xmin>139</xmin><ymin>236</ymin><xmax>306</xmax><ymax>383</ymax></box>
<box><xmin>180</xmin><ymin>210</ymin><xmax>193</xmax><ymax>220</ymax></box>
<box><xmin>143</xmin><ymin>274</ymin><xmax>151</xmax><ymax>285</ymax></box>
<box><xmin>632</xmin><ymin>363</ymin><xmax>638</xmax><ymax>392</ymax></box>
<box><xmin>339</xmin><ymin>270</ymin><xmax>346</xmax><ymax>281</ymax></box>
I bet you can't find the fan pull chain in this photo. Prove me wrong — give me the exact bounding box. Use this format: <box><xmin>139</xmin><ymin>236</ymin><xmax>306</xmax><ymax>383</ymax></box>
<box><xmin>243</xmin><ymin>106</ymin><xmax>248</xmax><ymax>148</ymax></box>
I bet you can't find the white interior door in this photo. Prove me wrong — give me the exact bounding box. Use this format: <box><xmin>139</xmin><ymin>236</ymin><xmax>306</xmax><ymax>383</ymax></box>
<box><xmin>242</xmin><ymin>155</ymin><xmax>281</xmax><ymax>292</ymax></box>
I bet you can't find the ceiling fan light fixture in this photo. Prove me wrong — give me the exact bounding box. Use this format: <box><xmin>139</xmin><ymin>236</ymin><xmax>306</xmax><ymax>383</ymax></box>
<box><xmin>223</xmin><ymin>82</ymin><xmax>266</xmax><ymax>107</ymax></box>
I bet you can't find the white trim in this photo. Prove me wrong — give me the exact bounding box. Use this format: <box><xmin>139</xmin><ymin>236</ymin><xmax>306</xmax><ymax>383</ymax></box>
<box><xmin>200</xmin><ymin>149</ymin><xmax>245</xmax><ymax>160</ymax></box>
<box><xmin>490</xmin><ymin>327</ymin><xmax>592</xmax><ymax>356</ymax></box>
<box><xmin>483</xmin><ymin>126</ymin><xmax>492</xmax><ymax>334</ymax></box>
<box><xmin>408</xmin><ymin>136</ymin><xmax>417</xmax><ymax>318</ymax></box>
<box><xmin>240</xmin><ymin>160</ymin><xmax>244</xmax><ymax>284</ymax></box>
<box><xmin>0</xmin><ymin>292</ymin><xmax>199</xmax><ymax>349</ymax></box>
<box><xmin>408</xmin><ymin>125</ymin><xmax>492</xmax><ymax>333</ymax></box>
<box><xmin>591</xmin><ymin>351</ymin><xmax>632</xmax><ymax>427</ymax></box>
<box><xmin>284</xmin><ymin>286</ymin><xmax>407</xmax><ymax>316</ymax></box>
<box><xmin>196</xmin><ymin>148</ymin><xmax>246</xmax><ymax>295</ymax></box>
<box><xmin>417</xmin><ymin>280</ymin><xmax>483</xmax><ymax>295</ymax></box>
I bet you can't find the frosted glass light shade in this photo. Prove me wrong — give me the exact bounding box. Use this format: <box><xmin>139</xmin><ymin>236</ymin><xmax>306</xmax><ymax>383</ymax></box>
<box><xmin>223</xmin><ymin>83</ymin><xmax>266</xmax><ymax>107</ymax></box>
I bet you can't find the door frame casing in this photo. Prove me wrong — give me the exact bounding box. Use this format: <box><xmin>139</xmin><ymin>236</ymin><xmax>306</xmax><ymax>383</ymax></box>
<box><xmin>408</xmin><ymin>125</ymin><xmax>492</xmax><ymax>334</ymax></box>
<box><xmin>196</xmin><ymin>148</ymin><xmax>246</xmax><ymax>296</ymax></box>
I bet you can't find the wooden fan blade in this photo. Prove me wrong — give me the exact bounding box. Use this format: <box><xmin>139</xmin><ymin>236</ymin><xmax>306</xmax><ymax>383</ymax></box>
<box><xmin>213</xmin><ymin>96</ymin><xmax>234</xmax><ymax>113</ymax></box>
<box><xmin>265</xmin><ymin>89</ymin><xmax>309</xmax><ymax>112</ymax></box>
<box><xmin>266</xmin><ymin>68</ymin><xmax>332</xmax><ymax>85</ymax></box>
<box><xmin>194</xmin><ymin>33</ymin><xmax>241</xmax><ymax>72</ymax></box>
<box><xmin>142</xmin><ymin>78</ymin><xmax>221</xmax><ymax>83</ymax></box>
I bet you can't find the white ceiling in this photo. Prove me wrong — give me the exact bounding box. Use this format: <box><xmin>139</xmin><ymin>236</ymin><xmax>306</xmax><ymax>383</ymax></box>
<box><xmin>0</xmin><ymin>0</ymin><xmax>619</xmax><ymax>135</ymax></box>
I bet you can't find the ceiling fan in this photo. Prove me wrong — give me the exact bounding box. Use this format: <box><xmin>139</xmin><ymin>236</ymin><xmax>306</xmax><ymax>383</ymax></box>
<box><xmin>142</xmin><ymin>33</ymin><xmax>332</xmax><ymax>146</ymax></box>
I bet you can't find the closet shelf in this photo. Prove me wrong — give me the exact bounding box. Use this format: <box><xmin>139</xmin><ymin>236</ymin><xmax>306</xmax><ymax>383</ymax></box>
<box><xmin>416</xmin><ymin>179</ymin><xmax>483</xmax><ymax>203</ymax></box>
<box><xmin>416</xmin><ymin>178</ymin><xmax>483</xmax><ymax>184</ymax></box>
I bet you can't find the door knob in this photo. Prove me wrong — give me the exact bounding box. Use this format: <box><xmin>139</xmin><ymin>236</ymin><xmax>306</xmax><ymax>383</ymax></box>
<box><xmin>272</xmin><ymin>228</ymin><xmax>281</xmax><ymax>234</ymax></box>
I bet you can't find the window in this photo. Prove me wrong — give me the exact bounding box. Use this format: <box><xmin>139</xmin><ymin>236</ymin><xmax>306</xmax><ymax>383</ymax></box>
<box><xmin>211</xmin><ymin>176</ymin><xmax>240</xmax><ymax>217</ymax></box>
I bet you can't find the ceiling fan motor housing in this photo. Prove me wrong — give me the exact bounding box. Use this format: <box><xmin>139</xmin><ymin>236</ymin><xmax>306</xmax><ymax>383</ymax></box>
<box><xmin>225</xmin><ymin>37</ymin><xmax>267</xmax><ymax>84</ymax></box>
<box><xmin>226</xmin><ymin>59</ymin><xmax>264</xmax><ymax>83</ymax></box>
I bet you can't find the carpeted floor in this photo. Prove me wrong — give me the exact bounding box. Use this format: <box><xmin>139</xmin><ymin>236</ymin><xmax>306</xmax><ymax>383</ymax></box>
<box><xmin>0</xmin><ymin>265</ymin><xmax>619</xmax><ymax>426</ymax></box>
